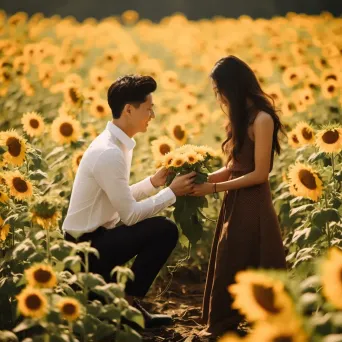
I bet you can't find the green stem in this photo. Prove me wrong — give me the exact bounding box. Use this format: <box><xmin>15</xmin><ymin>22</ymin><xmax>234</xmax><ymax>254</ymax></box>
<box><xmin>84</xmin><ymin>252</ymin><xmax>89</xmax><ymax>301</ymax></box>
<box><xmin>46</xmin><ymin>228</ymin><xmax>51</xmax><ymax>263</ymax></box>
<box><xmin>324</xmin><ymin>193</ymin><xmax>331</xmax><ymax>248</ymax></box>
<box><xmin>331</xmin><ymin>152</ymin><xmax>335</xmax><ymax>190</ymax></box>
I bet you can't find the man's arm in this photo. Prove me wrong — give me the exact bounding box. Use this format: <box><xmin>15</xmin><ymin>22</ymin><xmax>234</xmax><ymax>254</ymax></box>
<box><xmin>93</xmin><ymin>149</ymin><xmax>176</xmax><ymax>226</ymax></box>
<box><xmin>129</xmin><ymin>176</ymin><xmax>157</xmax><ymax>202</ymax></box>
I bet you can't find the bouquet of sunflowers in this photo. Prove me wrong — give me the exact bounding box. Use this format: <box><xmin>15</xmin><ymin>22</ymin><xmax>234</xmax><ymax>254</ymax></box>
<box><xmin>160</xmin><ymin>144</ymin><xmax>217</xmax><ymax>246</ymax></box>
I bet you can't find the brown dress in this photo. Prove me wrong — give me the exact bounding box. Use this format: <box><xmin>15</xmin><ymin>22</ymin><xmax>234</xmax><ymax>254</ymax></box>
<box><xmin>201</xmin><ymin>113</ymin><xmax>287</xmax><ymax>336</ymax></box>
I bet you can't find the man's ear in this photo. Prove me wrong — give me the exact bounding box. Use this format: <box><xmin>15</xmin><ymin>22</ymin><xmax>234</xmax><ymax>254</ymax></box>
<box><xmin>123</xmin><ymin>103</ymin><xmax>131</xmax><ymax>115</ymax></box>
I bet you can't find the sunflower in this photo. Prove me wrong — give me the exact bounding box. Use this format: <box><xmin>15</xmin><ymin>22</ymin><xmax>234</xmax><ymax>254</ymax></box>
<box><xmin>281</xmin><ymin>100</ymin><xmax>297</xmax><ymax>117</ymax></box>
<box><xmin>4</xmin><ymin>170</ymin><xmax>33</xmax><ymax>201</ymax></box>
<box><xmin>0</xmin><ymin>129</ymin><xmax>27</xmax><ymax>166</ymax></box>
<box><xmin>295</xmin><ymin>122</ymin><xmax>315</xmax><ymax>145</ymax></box>
<box><xmin>322</xmin><ymin>79</ymin><xmax>339</xmax><ymax>99</ymax></box>
<box><xmin>265</xmin><ymin>84</ymin><xmax>284</xmax><ymax>105</ymax></box>
<box><xmin>160</xmin><ymin>70</ymin><xmax>180</xmax><ymax>90</ymax></box>
<box><xmin>121</xmin><ymin>10</ymin><xmax>139</xmax><ymax>25</ymax></box>
<box><xmin>316</xmin><ymin>126</ymin><xmax>342</xmax><ymax>154</ymax></box>
<box><xmin>64</xmin><ymin>73</ymin><xmax>83</xmax><ymax>87</ymax></box>
<box><xmin>151</xmin><ymin>136</ymin><xmax>176</xmax><ymax>161</ymax></box>
<box><xmin>298</xmin><ymin>88</ymin><xmax>315</xmax><ymax>107</ymax></box>
<box><xmin>64</xmin><ymin>85</ymin><xmax>82</xmax><ymax>106</ymax></box>
<box><xmin>228</xmin><ymin>271</ymin><xmax>294</xmax><ymax>322</ymax></box>
<box><xmin>168</xmin><ymin>123</ymin><xmax>187</xmax><ymax>145</ymax></box>
<box><xmin>57</xmin><ymin>297</ymin><xmax>81</xmax><ymax>322</ymax></box>
<box><xmin>287</xmin><ymin>130</ymin><xmax>301</xmax><ymax>148</ymax></box>
<box><xmin>194</xmin><ymin>145</ymin><xmax>216</xmax><ymax>158</ymax></box>
<box><xmin>51</xmin><ymin>115</ymin><xmax>81</xmax><ymax>145</ymax></box>
<box><xmin>321</xmin><ymin>69</ymin><xmax>340</xmax><ymax>84</ymax></box>
<box><xmin>248</xmin><ymin>319</ymin><xmax>308</xmax><ymax>342</ymax></box>
<box><xmin>321</xmin><ymin>247</ymin><xmax>342</xmax><ymax>309</ymax></box>
<box><xmin>0</xmin><ymin>190</ymin><xmax>9</xmax><ymax>204</ymax></box>
<box><xmin>25</xmin><ymin>264</ymin><xmax>57</xmax><ymax>289</ymax></box>
<box><xmin>89</xmin><ymin>98</ymin><xmax>111</xmax><ymax>118</ymax></box>
<box><xmin>21</xmin><ymin>78</ymin><xmax>35</xmax><ymax>96</ymax></box>
<box><xmin>171</xmin><ymin>154</ymin><xmax>186</xmax><ymax>168</ymax></box>
<box><xmin>21</xmin><ymin>112</ymin><xmax>45</xmax><ymax>138</ymax></box>
<box><xmin>89</xmin><ymin>68</ymin><xmax>108</xmax><ymax>89</ymax></box>
<box><xmin>282</xmin><ymin>67</ymin><xmax>302</xmax><ymax>88</ymax></box>
<box><xmin>16</xmin><ymin>287</ymin><xmax>48</xmax><ymax>319</ymax></box>
<box><xmin>218</xmin><ymin>333</ymin><xmax>242</xmax><ymax>342</ymax></box>
<box><xmin>72</xmin><ymin>150</ymin><xmax>85</xmax><ymax>173</ymax></box>
<box><xmin>31</xmin><ymin>201</ymin><xmax>61</xmax><ymax>230</ymax></box>
<box><xmin>162</xmin><ymin>151</ymin><xmax>176</xmax><ymax>169</ymax></box>
<box><xmin>184</xmin><ymin>151</ymin><xmax>204</xmax><ymax>165</ymax></box>
<box><xmin>288</xmin><ymin>163</ymin><xmax>323</xmax><ymax>202</ymax></box>
<box><xmin>0</xmin><ymin>216</ymin><xmax>10</xmax><ymax>241</ymax></box>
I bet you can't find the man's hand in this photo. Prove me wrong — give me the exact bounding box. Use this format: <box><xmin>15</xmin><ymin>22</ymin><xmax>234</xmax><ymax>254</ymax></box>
<box><xmin>150</xmin><ymin>167</ymin><xmax>173</xmax><ymax>188</ymax></box>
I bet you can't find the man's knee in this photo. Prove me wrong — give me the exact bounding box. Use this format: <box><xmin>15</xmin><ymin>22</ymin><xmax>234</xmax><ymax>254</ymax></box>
<box><xmin>158</xmin><ymin>217</ymin><xmax>179</xmax><ymax>245</ymax></box>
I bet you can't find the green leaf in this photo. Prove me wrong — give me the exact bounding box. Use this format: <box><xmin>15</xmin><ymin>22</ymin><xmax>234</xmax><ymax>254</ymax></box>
<box><xmin>79</xmin><ymin>273</ymin><xmax>106</xmax><ymax>288</ymax></box>
<box><xmin>300</xmin><ymin>275</ymin><xmax>321</xmax><ymax>294</ymax></box>
<box><xmin>312</xmin><ymin>209</ymin><xmax>340</xmax><ymax>229</ymax></box>
<box><xmin>99</xmin><ymin>304</ymin><xmax>122</xmax><ymax>321</ymax></box>
<box><xmin>50</xmin><ymin>241</ymin><xmax>74</xmax><ymax>261</ymax></box>
<box><xmin>194</xmin><ymin>172</ymin><xmax>208</xmax><ymax>184</ymax></box>
<box><xmin>63</xmin><ymin>255</ymin><xmax>82</xmax><ymax>273</ymax></box>
<box><xmin>28</xmin><ymin>170</ymin><xmax>48</xmax><ymax>181</ymax></box>
<box><xmin>310</xmin><ymin>312</ymin><xmax>333</xmax><ymax>336</ymax></box>
<box><xmin>111</xmin><ymin>266</ymin><xmax>134</xmax><ymax>285</ymax></box>
<box><xmin>308</xmin><ymin>151</ymin><xmax>326</xmax><ymax>163</ymax></box>
<box><xmin>290</xmin><ymin>204</ymin><xmax>315</xmax><ymax>217</ymax></box>
<box><xmin>13</xmin><ymin>239</ymin><xmax>36</xmax><ymax>260</ymax></box>
<box><xmin>93</xmin><ymin>283</ymin><xmax>124</xmax><ymax>299</ymax></box>
<box><xmin>13</xmin><ymin>319</ymin><xmax>37</xmax><ymax>333</ymax></box>
<box><xmin>45</xmin><ymin>146</ymin><xmax>65</xmax><ymax>160</ymax></box>
<box><xmin>116</xmin><ymin>325</ymin><xmax>142</xmax><ymax>342</ymax></box>
<box><xmin>334</xmin><ymin>169</ymin><xmax>342</xmax><ymax>182</ymax></box>
<box><xmin>123</xmin><ymin>306</ymin><xmax>145</xmax><ymax>328</ymax></box>
<box><xmin>299</xmin><ymin>292</ymin><xmax>322</xmax><ymax>315</ymax></box>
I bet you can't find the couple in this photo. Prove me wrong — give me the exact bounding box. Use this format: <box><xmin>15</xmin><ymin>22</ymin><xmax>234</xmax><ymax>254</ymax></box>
<box><xmin>62</xmin><ymin>55</ymin><xmax>286</xmax><ymax>337</ymax></box>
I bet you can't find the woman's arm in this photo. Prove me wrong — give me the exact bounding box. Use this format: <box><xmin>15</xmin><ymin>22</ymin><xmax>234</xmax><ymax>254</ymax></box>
<box><xmin>216</xmin><ymin>112</ymin><xmax>274</xmax><ymax>192</ymax></box>
<box><xmin>207</xmin><ymin>166</ymin><xmax>231</xmax><ymax>183</ymax></box>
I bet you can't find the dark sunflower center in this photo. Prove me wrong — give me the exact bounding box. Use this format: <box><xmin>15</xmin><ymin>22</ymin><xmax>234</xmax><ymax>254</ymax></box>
<box><xmin>7</xmin><ymin>137</ymin><xmax>21</xmax><ymax>157</ymax></box>
<box><xmin>13</xmin><ymin>177</ymin><xmax>28</xmax><ymax>193</ymax></box>
<box><xmin>69</xmin><ymin>88</ymin><xmax>79</xmax><ymax>103</ymax></box>
<box><xmin>60</xmin><ymin>123</ymin><xmax>74</xmax><ymax>137</ymax></box>
<box><xmin>30</xmin><ymin>119</ymin><xmax>39</xmax><ymax>129</ymax></box>
<box><xmin>298</xmin><ymin>169</ymin><xmax>317</xmax><ymax>190</ymax></box>
<box><xmin>97</xmin><ymin>105</ymin><xmax>104</xmax><ymax>113</ymax></box>
<box><xmin>288</xmin><ymin>103</ymin><xmax>296</xmax><ymax>110</ymax></box>
<box><xmin>34</xmin><ymin>269</ymin><xmax>52</xmax><ymax>283</ymax></box>
<box><xmin>189</xmin><ymin>156</ymin><xmax>195</xmax><ymax>162</ymax></box>
<box><xmin>174</xmin><ymin>126</ymin><xmax>185</xmax><ymax>140</ymax></box>
<box><xmin>271</xmin><ymin>93</ymin><xmax>278</xmax><ymax>100</ymax></box>
<box><xmin>187</xmin><ymin>104</ymin><xmax>193</xmax><ymax>110</ymax></box>
<box><xmin>167</xmin><ymin>159</ymin><xmax>173</xmax><ymax>165</ymax></box>
<box><xmin>252</xmin><ymin>284</ymin><xmax>281</xmax><ymax>314</ymax></box>
<box><xmin>159</xmin><ymin>144</ymin><xmax>171</xmax><ymax>155</ymax></box>
<box><xmin>292</xmin><ymin>134</ymin><xmax>299</xmax><ymax>144</ymax></box>
<box><xmin>273</xmin><ymin>336</ymin><xmax>293</xmax><ymax>342</ymax></box>
<box><xmin>327</xmin><ymin>85</ymin><xmax>335</xmax><ymax>93</ymax></box>
<box><xmin>26</xmin><ymin>294</ymin><xmax>42</xmax><ymax>310</ymax></box>
<box><xmin>176</xmin><ymin>160</ymin><xmax>182</xmax><ymax>166</ymax></box>
<box><xmin>290</xmin><ymin>74</ymin><xmax>297</xmax><ymax>81</ymax></box>
<box><xmin>322</xmin><ymin>130</ymin><xmax>339</xmax><ymax>144</ymax></box>
<box><xmin>326</xmin><ymin>74</ymin><xmax>336</xmax><ymax>81</ymax></box>
<box><xmin>76</xmin><ymin>155</ymin><xmax>83</xmax><ymax>165</ymax></box>
<box><xmin>63</xmin><ymin>303</ymin><xmax>77</xmax><ymax>315</ymax></box>
<box><xmin>302</xmin><ymin>128</ymin><xmax>313</xmax><ymax>140</ymax></box>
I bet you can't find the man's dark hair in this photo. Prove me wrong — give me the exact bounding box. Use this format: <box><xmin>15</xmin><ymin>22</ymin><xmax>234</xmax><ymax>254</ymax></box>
<box><xmin>107</xmin><ymin>75</ymin><xmax>157</xmax><ymax>119</ymax></box>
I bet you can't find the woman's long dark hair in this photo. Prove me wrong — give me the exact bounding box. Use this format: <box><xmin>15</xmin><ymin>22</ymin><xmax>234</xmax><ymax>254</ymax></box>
<box><xmin>211</xmin><ymin>55</ymin><xmax>285</xmax><ymax>165</ymax></box>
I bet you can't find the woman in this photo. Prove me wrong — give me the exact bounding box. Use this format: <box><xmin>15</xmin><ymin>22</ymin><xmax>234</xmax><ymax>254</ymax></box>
<box><xmin>190</xmin><ymin>55</ymin><xmax>287</xmax><ymax>337</ymax></box>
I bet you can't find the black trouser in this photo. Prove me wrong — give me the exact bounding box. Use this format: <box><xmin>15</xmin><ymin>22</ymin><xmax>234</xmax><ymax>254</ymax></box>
<box><xmin>64</xmin><ymin>216</ymin><xmax>178</xmax><ymax>298</ymax></box>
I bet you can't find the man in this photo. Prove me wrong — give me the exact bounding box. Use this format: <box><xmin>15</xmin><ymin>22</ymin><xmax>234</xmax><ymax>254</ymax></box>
<box><xmin>62</xmin><ymin>74</ymin><xmax>196</xmax><ymax>328</ymax></box>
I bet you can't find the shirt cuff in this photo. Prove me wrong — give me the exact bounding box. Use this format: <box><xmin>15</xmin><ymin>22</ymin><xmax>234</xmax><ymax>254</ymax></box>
<box><xmin>160</xmin><ymin>186</ymin><xmax>177</xmax><ymax>206</ymax></box>
<box><xmin>142</xmin><ymin>176</ymin><xmax>158</xmax><ymax>194</ymax></box>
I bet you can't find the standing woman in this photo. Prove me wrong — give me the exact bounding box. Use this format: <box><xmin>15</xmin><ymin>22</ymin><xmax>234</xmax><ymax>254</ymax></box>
<box><xmin>190</xmin><ymin>55</ymin><xmax>287</xmax><ymax>337</ymax></box>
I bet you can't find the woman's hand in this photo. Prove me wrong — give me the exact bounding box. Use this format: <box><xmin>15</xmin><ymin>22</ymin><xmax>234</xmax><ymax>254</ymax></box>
<box><xmin>189</xmin><ymin>182</ymin><xmax>214</xmax><ymax>197</ymax></box>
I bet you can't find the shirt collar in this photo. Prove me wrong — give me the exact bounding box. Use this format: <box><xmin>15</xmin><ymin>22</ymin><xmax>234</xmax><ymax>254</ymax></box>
<box><xmin>106</xmin><ymin>121</ymin><xmax>136</xmax><ymax>151</ymax></box>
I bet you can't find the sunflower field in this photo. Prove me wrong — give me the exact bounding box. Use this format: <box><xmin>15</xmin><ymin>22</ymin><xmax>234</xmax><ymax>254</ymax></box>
<box><xmin>0</xmin><ymin>9</ymin><xmax>341</xmax><ymax>342</ymax></box>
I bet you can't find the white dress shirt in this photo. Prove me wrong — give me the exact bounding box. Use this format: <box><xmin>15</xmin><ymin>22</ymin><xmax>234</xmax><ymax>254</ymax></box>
<box><xmin>62</xmin><ymin>121</ymin><xmax>176</xmax><ymax>239</ymax></box>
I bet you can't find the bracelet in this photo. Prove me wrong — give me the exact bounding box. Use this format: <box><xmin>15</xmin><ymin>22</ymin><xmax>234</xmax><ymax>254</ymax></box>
<box><xmin>213</xmin><ymin>183</ymin><xmax>219</xmax><ymax>200</ymax></box>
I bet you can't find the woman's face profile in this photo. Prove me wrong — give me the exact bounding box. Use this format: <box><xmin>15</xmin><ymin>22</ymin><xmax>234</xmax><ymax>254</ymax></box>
<box><xmin>211</xmin><ymin>79</ymin><xmax>229</xmax><ymax>109</ymax></box>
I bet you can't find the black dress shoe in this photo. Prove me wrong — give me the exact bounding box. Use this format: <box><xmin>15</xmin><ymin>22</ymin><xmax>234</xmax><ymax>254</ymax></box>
<box><xmin>133</xmin><ymin>299</ymin><xmax>174</xmax><ymax>328</ymax></box>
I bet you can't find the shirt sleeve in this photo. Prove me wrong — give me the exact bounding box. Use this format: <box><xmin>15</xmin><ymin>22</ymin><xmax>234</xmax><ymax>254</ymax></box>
<box><xmin>92</xmin><ymin>148</ymin><xmax>176</xmax><ymax>226</ymax></box>
<box><xmin>130</xmin><ymin>176</ymin><xmax>157</xmax><ymax>201</ymax></box>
